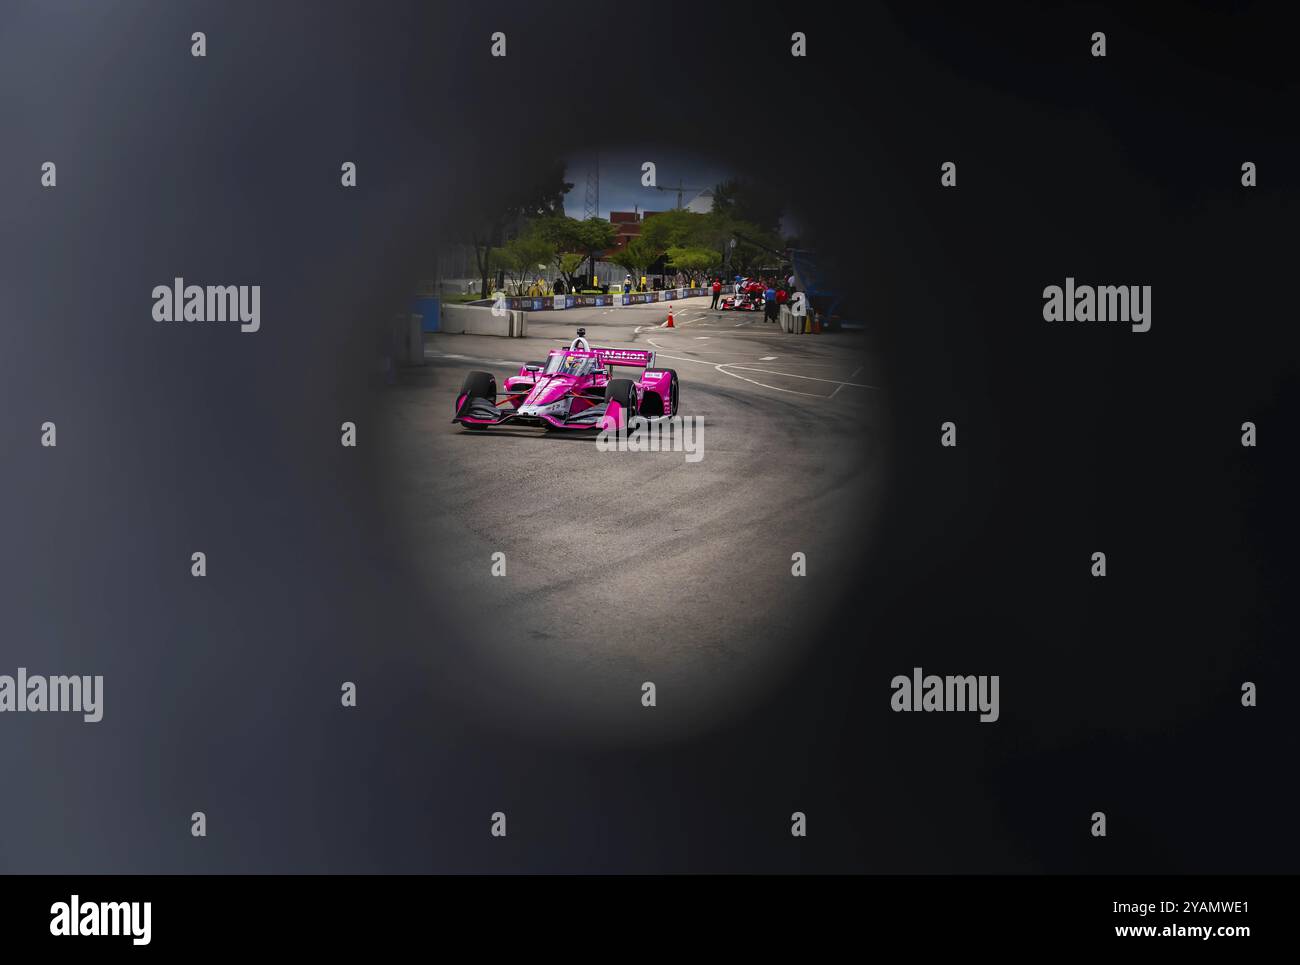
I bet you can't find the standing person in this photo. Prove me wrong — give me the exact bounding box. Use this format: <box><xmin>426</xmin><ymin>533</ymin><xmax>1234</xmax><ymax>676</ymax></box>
<box><xmin>764</xmin><ymin>282</ymin><xmax>778</xmax><ymax>323</ymax></box>
<box><xmin>710</xmin><ymin>277</ymin><xmax>722</xmax><ymax>309</ymax></box>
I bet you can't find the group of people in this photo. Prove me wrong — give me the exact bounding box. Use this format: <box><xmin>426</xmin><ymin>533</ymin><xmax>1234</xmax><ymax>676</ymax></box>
<box><xmin>709</xmin><ymin>274</ymin><xmax>797</xmax><ymax>323</ymax></box>
<box><xmin>621</xmin><ymin>273</ymin><xmax>705</xmax><ymax>294</ymax></box>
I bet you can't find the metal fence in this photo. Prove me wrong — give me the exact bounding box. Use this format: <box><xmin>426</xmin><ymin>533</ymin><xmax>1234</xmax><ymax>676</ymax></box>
<box><xmin>429</xmin><ymin>243</ymin><xmax>703</xmax><ymax>296</ymax></box>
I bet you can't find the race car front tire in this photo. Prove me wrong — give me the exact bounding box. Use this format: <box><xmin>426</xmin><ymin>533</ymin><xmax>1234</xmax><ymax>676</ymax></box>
<box><xmin>461</xmin><ymin>370</ymin><xmax>496</xmax><ymax>400</ymax></box>
<box><xmin>458</xmin><ymin>370</ymin><xmax>496</xmax><ymax>429</ymax></box>
<box><xmin>605</xmin><ymin>378</ymin><xmax>638</xmax><ymax>423</ymax></box>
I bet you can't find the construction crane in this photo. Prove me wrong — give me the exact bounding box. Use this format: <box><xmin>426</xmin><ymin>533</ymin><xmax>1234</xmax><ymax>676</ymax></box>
<box><xmin>653</xmin><ymin>178</ymin><xmax>708</xmax><ymax>211</ymax></box>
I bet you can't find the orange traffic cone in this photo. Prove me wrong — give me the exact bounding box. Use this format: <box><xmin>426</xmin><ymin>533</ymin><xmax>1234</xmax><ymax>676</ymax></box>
<box><xmin>665</xmin><ymin>306</ymin><xmax>674</xmax><ymax>328</ymax></box>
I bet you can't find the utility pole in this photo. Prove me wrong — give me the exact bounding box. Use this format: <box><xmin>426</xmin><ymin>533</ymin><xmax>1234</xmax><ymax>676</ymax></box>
<box><xmin>583</xmin><ymin>150</ymin><xmax>600</xmax><ymax>220</ymax></box>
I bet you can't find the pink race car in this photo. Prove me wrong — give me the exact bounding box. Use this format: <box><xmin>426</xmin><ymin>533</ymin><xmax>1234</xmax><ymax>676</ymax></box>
<box><xmin>452</xmin><ymin>329</ymin><xmax>680</xmax><ymax>431</ymax></box>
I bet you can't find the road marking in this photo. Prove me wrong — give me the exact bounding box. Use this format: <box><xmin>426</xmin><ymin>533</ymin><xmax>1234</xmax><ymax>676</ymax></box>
<box><xmin>719</xmin><ymin>364</ymin><xmax>879</xmax><ymax>390</ymax></box>
<box><xmin>760</xmin><ymin>356</ymin><xmax>777</xmax><ymax>361</ymax></box>
<box><xmin>427</xmin><ymin>351</ymin><xmax>519</xmax><ymax>366</ymax></box>
<box><xmin>649</xmin><ymin>351</ymin><xmax>826</xmax><ymax>397</ymax></box>
<box><xmin>694</xmin><ymin>336</ymin><xmax>710</xmax><ymax>340</ymax></box>
<box><xmin>645</xmin><ymin>340</ymin><xmax>879</xmax><ymax>398</ymax></box>
<box><xmin>830</xmin><ymin>365</ymin><xmax>864</xmax><ymax>398</ymax></box>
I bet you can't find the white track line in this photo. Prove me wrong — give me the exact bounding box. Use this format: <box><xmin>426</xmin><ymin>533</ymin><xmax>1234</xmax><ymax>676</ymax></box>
<box><xmin>427</xmin><ymin>351</ymin><xmax>519</xmax><ymax>366</ymax></box>
<box><xmin>646</xmin><ymin>340</ymin><xmax>876</xmax><ymax>398</ymax></box>
<box><xmin>719</xmin><ymin>364</ymin><xmax>879</xmax><ymax>390</ymax></box>
<box><xmin>430</xmin><ymin>345</ymin><xmax>877</xmax><ymax>401</ymax></box>
<box><xmin>651</xmin><ymin>352</ymin><xmax>826</xmax><ymax>397</ymax></box>
<box><xmin>831</xmin><ymin>365</ymin><xmax>864</xmax><ymax>398</ymax></box>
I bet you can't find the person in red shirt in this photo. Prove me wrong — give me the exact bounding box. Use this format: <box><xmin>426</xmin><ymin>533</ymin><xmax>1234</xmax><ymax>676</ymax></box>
<box><xmin>710</xmin><ymin>277</ymin><xmax>722</xmax><ymax>310</ymax></box>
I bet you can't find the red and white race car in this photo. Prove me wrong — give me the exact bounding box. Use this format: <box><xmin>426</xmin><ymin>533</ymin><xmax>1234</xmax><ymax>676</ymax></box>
<box><xmin>719</xmin><ymin>279</ymin><xmax>766</xmax><ymax>311</ymax></box>
<box><xmin>452</xmin><ymin>329</ymin><xmax>679</xmax><ymax>432</ymax></box>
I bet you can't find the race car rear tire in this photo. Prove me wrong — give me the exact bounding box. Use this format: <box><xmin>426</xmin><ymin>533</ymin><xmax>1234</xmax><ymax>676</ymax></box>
<box><xmin>606</xmin><ymin>378</ymin><xmax>638</xmax><ymax>418</ymax></box>
<box><xmin>641</xmin><ymin>369</ymin><xmax>679</xmax><ymax>417</ymax></box>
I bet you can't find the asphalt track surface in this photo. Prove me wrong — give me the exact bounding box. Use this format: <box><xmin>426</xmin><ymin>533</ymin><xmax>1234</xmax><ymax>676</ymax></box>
<box><xmin>381</xmin><ymin>296</ymin><xmax>888</xmax><ymax>744</ymax></box>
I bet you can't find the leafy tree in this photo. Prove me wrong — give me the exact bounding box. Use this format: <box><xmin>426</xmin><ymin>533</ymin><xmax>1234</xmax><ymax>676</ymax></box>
<box><xmin>536</xmin><ymin>216</ymin><xmax>616</xmax><ymax>285</ymax></box>
<box><xmin>488</xmin><ymin>246</ymin><xmax>526</xmax><ymax>296</ymax></box>
<box><xmin>552</xmin><ymin>251</ymin><xmax>587</xmax><ymax>293</ymax></box>
<box><xmin>711</xmin><ymin>177</ymin><xmax>783</xmax><ymax>235</ymax></box>
<box><xmin>666</xmin><ymin>246</ymin><xmax>718</xmax><ymax>279</ymax></box>
<box><xmin>472</xmin><ymin>164</ymin><xmax>573</xmax><ymax>297</ymax></box>
<box><xmin>702</xmin><ymin>209</ymin><xmax>784</xmax><ymax>277</ymax></box>
<box><xmin>609</xmin><ymin>238</ymin><xmax>660</xmax><ymax>288</ymax></box>
<box><xmin>492</xmin><ymin>228</ymin><xmax>555</xmax><ymax>295</ymax></box>
<box><xmin>640</xmin><ymin>209</ymin><xmax>709</xmax><ymax>251</ymax></box>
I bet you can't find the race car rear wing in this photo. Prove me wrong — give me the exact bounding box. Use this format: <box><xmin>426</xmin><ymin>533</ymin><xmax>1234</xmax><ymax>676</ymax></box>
<box><xmin>593</xmin><ymin>347</ymin><xmax>656</xmax><ymax>369</ymax></box>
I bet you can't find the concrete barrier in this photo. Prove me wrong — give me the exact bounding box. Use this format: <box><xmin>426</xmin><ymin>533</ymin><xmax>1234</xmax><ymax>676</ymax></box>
<box><xmin>441</xmin><ymin>303</ymin><xmax>528</xmax><ymax>337</ymax></box>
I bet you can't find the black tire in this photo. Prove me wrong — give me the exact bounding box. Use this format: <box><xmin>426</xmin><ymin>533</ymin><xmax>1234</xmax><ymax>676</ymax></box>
<box><xmin>460</xmin><ymin>370</ymin><xmax>496</xmax><ymax>401</ymax></box>
<box><xmin>605</xmin><ymin>378</ymin><xmax>637</xmax><ymax>417</ymax></box>
<box><xmin>458</xmin><ymin>370</ymin><xmax>496</xmax><ymax>429</ymax></box>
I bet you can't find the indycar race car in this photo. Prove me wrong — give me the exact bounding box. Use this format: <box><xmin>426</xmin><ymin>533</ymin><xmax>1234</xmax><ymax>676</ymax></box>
<box><xmin>719</xmin><ymin>279</ymin><xmax>766</xmax><ymax>311</ymax></box>
<box><xmin>719</xmin><ymin>292</ymin><xmax>763</xmax><ymax>311</ymax></box>
<box><xmin>452</xmin><ymin>329</ymin><xmax>679</xmax><ymax>431</ymax></box>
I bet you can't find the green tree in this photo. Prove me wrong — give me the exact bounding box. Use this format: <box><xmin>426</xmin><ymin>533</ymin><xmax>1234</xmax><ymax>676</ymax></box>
<box><xmin>609</xmin><ymin>238</ymin><xmax>660</xmax><ymax>289</ymax></box>
<box><xmin>640</xmin><ymin>209</ymin><xmax>709</xmax><ymax>251</ymax></box>
<box><xmin>701</xmin><ymin>208</ymin><xmax>784</xmax><ymax>277</ymax></box>
<box><xmin>536</xmin><ymin>215</ymin><xmax>616</xmax><ymax>287</ymax></box>
<box><xmin>492</xmin><ymin>227</ymin><xmax>555</xmax><ymax>295</ymax></box>
<box><xmin>552</xmin><ymin>251</ymin><xmax>587</xmax><ymax>293</ymax></box>
<box><xmin>666</xmin><ymin>246</ymin><xmax>718</xmax><ymax>279</ymax></box>
<box><xmin>711</xmin><ymin>177</ymin><xmax>783</xmax><ymax>235</ymax></box>
<box><xmin>472</xmin><ymin>164</ymin><xmax>573</xmax><ymax>297</ymax></box>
